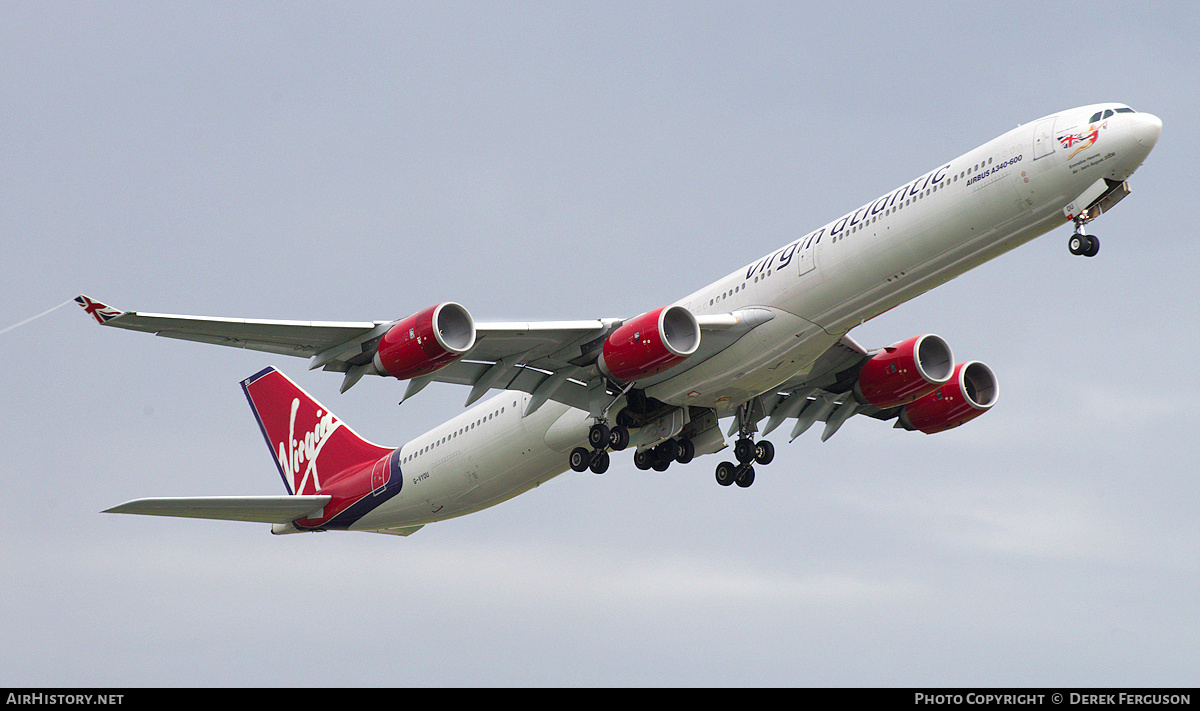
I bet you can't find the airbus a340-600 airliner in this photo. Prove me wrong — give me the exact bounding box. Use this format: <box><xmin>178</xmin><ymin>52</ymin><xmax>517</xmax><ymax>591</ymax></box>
<box><xmin>78</xmin><ymin>103</ymin><xmax>1161</xmax><ymax>536</ymax></box>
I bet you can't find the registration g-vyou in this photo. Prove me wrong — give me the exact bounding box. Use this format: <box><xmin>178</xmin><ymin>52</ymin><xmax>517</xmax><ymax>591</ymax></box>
<box><xmin>78</xmin><ymin>103</ymin><xmax>1162</xmax><ymax>536</ymax></box>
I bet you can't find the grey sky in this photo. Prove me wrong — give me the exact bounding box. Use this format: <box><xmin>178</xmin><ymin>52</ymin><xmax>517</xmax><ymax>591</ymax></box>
<box><xmin>2</xmin><ymin>2</ymin><xmax>1197</xmax><ymax>686</ymax></box>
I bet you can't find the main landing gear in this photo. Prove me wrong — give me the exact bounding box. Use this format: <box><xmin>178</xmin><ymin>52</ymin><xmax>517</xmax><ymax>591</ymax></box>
<box><xmin>568</xmin><ymin>417</ymin><xmax>700</xmax><ymax>476</ymax></box>
<box><xmin>713</xmin><ymin>401</ymin><xmax>775</xmax><ymax>488</ymax></box>
<box><xmin>632</xmin><ymin>436</ymin><xmax>695</xmax><ymax>472</ymax></box>
<box><xmin>714</xmin><ymin>437</ymin><xmax>774</xmax><ymax>488</ymax></box>
<box><xmin>569</xmin><ymin>421</ymin><xmax>631</xmax><ymax>475</ymax></box>
<box><xmin>569</xmin><ymin>398</ymin><xmax>780</xmax><ymax>488</ymax></box>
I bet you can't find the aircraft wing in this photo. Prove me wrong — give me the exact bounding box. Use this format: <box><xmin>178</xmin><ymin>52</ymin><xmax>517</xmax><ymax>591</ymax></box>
<box><xmin>75</xmin><ymin>295</ymin><xmax>389</xmax><ymax>357</ymax></box>
<box><xmin>386</xmin><ymin>311</ymin><xmax>762</xmax><ymax>414</ymax></box>
<box><xmin>752</xmin><ymin>335</ymin><xmax>897</xmax><ymax>442</ymax></box>
<box><xmin>103</xmin><ymin>495</ymin><xmax>332</xmax><ymax>523</ymax></box>
<box><xmin>76</xmin><ymin>296</ymin><xmax>769</xmax><ymax>415</ymax></box>
<box><xmin>753</xmin><ymin>333</ymin><xmax>993</xmax><ymax>442</ymax></box>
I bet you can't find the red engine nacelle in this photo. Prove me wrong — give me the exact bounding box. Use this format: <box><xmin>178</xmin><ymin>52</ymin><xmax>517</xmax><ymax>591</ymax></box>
<box><xmin>597</xmin><ymin>305</ymin><xmax>700</xmax><ymax>383</ymax></box>
<box><xmin>897</xmin><ymin>361</ymin><xmax>998</xmax><ymax>434</ymax></box>
<box><xmin>853</xmin><ymin>334</ymin><xmax>955</xmax><ymax>409</ymax></box>
<box><xmin>372</xmin><ymin>302</ymin><xmax>476</xmax><ymax>380</ymax></box>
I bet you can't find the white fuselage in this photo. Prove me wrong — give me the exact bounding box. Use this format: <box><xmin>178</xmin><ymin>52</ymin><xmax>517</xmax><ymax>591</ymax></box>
<box><xmin>351</xmin><ymin>104</ymin><xmax>1161</xmax><ymax>532</ymax></box>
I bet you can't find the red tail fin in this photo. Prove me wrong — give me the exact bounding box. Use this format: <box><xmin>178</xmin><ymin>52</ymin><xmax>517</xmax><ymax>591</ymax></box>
<box><xmin>241</xmin><ymin>367</ymin><xmax>392</xmax><ymax>496</ymax></box>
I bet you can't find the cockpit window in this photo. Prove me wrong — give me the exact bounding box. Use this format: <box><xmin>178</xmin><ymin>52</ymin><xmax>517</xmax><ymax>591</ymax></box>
<box><xmin>1090</xmin><ymin>107</ymin><xmax>1136</xmax><ymax>122</ymax></box>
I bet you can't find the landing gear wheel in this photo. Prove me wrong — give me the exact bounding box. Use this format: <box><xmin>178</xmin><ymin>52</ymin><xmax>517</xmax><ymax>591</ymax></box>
<box><xmin>607</xmin><ymin>425</ymin><xmax>630</xmax><ymax>451</ymax></box>
<box><xmin>753</xmin><ymin>440</ymin><xmax>775</xmax><ymax>466</ymax></box>
<box><xmin>569</xmin><ymin>447</ymin><xmax>591</xmax><ymax>473</ymax></box>
<box><xmin>1069</xmin><ymin>233</ymin><xmax>1088</xmax><ymax>255</ymax></box>
<box><xmin>633</xmin><ymin>449</ymin><xmax>653</xmax><ymax>470</ymax></box>
<box><xmin>656</xmin><ymin>439</ymin><xmax>681</xmax><ymax>463</ymax></box>
<box><xmin>1069</xmin><ymin>231</ymin><xmax>1100</xmax><ymax>257</ymax></box>
<box><xmin>715</xmin><ymin>461</ymin><xmax>736</xmax><ymax>486</ymax></box>
<box><xmin>734</xmin><ymin>437</ymin><xmax>756</xmax><ymax>464</ymax></box>
<box><xmin>652</xmin><ymin>458</ymin><xmax>671</xmax><ymax>472</ymax></box>
<box><xmin>675</xmin><ymin>438</ymin><xmax>695</xmax><ymax>464</ymax></box>
<box><xmin>588</xmin><ymin>423</ymin><xmax>610</xmax><ymax>449</ymax></box>
<box><xmin>589</xmin><ymin>450</ymin><xmax>610</xmax><ymax>474</ymax></box>
<box><xmin>735</xmin><ymin>464</ymin><xmax>755</xmax><ymax>488</ymax></box>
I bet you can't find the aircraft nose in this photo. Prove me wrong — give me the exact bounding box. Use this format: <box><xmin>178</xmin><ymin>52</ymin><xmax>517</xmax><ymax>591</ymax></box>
<box><xmin>1131</xmin><ymin>112</ymin><xmax>1162</xmax><ymax>149</ymax></box>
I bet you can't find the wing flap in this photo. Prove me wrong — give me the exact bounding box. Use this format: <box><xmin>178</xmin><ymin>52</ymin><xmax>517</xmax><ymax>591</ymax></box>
<box><xmin>757</xmin><ymin>335</ymin><xmax>886</xmax><ymax>440</ymax></box>
<box><xmin>466</xmin><ymin>320</ymin><xmax>613</xmax><ymax>363</ymax></box>
<box><xmin>103</xmin><ymin>495</ymin><xmax>333</xmax><ymax>523</ymax></box>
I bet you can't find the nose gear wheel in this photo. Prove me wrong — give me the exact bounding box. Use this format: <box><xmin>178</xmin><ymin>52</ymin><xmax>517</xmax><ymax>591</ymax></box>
<box><xmin>1069</xmin><ymin>216</ymin><xmax>1100</xmax><ymax>257</ymax></box>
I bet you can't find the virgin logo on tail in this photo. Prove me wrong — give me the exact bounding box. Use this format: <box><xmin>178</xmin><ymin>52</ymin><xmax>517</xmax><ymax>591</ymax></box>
<box><xmin>242</xmin><ymin>367</ymin><xmax>395</xmax><ymax>498</ymax></box>
<box><xmin>278</xmin><ymin>397</ymin><xmax>342</xmax><ymax>495</ymax></box>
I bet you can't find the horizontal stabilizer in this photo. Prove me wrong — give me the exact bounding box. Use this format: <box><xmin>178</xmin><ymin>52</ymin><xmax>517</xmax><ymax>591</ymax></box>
<box><xmin>103</xmin><ymin>495</ymin><xmax>332</xmax><ymax>523</ymax></box>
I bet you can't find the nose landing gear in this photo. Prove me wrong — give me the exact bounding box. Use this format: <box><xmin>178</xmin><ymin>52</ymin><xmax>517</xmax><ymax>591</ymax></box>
<box><xmin>1063</xmin><ymin>179</ymin><xmax>1130</xmax><ymax>257</ymax></box>
<box><xmin>1069</xmin><ymin>223</ymin><xmax>1100</xmax><ymax>257</ymax></box>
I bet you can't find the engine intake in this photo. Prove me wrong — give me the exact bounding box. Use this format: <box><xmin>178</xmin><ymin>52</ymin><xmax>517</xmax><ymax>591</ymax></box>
<box><xmin>373</xmin><ymin>302</ymin><xmax>476</xmax><ymax>380</ymax></box>
<box><xmin>897</xmin><ymin>361</ymin><xmax>998</xmax><ymax>434</ymax></box>
<box><xmin>853</xmin><ymin>334</ymin><xmax>954</xmax><ymax>409</ymax></box>
<box><xmin>597</xmin><ymin>305</ymin><xmax>700</xmax><ymax>383</ymax></box>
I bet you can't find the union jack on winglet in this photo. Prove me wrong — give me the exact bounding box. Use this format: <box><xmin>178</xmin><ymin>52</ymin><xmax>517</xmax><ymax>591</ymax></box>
<box><xmin>74</xmin><ymin>295</ymin><xmax>122</xmax><ymax>324</ymax></box>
